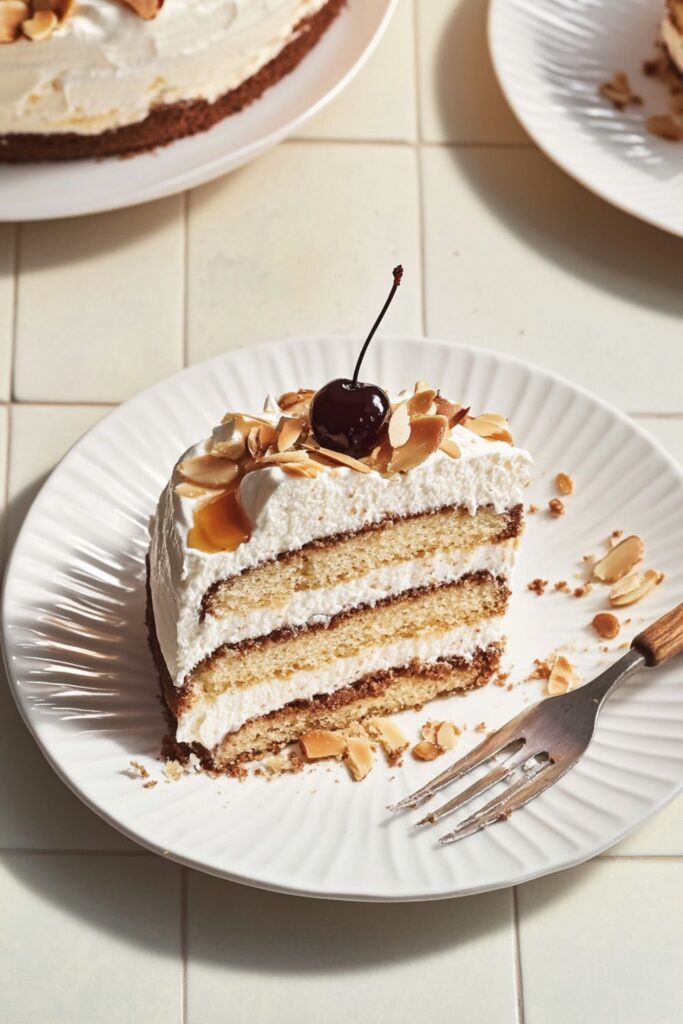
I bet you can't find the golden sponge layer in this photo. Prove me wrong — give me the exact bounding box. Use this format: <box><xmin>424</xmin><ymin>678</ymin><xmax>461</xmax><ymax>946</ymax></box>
<box><xmin>187</xmin><ymin>572</ymin><xmax>508</xmax><ymax>701</ymax></box>
<box><xmin>203</xmin><ymin>504</ymin><xmax>520</xmax><ymax>622</ymax></box>
<box><xmin>208</xmin><ymin>646</ymin><xmax>500</xmax><ymax>768</ymax></box>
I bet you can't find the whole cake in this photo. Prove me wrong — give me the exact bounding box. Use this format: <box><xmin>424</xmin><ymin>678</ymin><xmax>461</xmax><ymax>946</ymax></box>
<box><xmin>0</xmin><ymin>0</ymin><xmax>345</xmax><ymax>162</ymax></box>
<box><xmin>147</xmin><ymin>271</ymin><xmax>532</xmax><ymax>773</ymax></box>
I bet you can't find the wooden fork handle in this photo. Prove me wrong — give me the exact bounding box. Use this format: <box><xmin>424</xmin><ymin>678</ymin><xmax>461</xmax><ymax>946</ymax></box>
<box><xmin>632</xmin><ymin>603</ymin><xmax>683</xmax><ymax>667</ymax></box>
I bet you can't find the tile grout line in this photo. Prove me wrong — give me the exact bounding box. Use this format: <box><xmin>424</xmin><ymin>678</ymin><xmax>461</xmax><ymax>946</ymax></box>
<box><xmin>512</xmin><ymin>886</ymin><xmax>526</xmax><ymax>1024</ymax></box>
<box><xmin>180</xmin><ymin>866</ymin><xmax>188</xmax><ymax>1024</ymax></box>
<box><xmin>182</xmin><ymin>191</ymin><xmax>190</xmax><ymax>370</ymax></box>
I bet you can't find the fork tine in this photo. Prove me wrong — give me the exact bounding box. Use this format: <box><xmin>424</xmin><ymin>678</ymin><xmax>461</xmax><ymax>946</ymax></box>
<box><xmin>438</xmin><ymin>757</ymin><xmax>561</xmax><ymax>845</ymax></box>
<box><xmin>388</xmin><ymin>707</ymin><xmax>534</xmax><ymax>811</ymax></box>
<box><xmin>414</xmin><ymin>744</ymin><xmax>531</xmax><ymax>829</ymax></box>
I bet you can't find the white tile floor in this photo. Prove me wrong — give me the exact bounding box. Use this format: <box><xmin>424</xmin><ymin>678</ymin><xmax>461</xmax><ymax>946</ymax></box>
<box><xmin>1</xmin><ymin>1</ymin><xmax>682</xmax><ymax>1020</ymax></box>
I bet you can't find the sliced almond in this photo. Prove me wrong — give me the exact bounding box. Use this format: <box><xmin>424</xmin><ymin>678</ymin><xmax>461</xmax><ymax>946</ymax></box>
<box><xmin>22</xmin><ymin>8</ymin><xmax>58</xmax><ymax>38</ymax></box>
<box><xmin>121</xmin><ymin>0</ymin><xmax>164</xmax><ymax>19</ymax></box>
<box><xmin>413</xmin><ymin>380</ymin><xmax>431</xmax><ymax>394</ymax></box>
<box><xmin>646</xmin><ymin>114</ymin><xmax>683</xmax><ymax>141</ymax></box>
<box><xmin>178</xmin><ymin>455</ymin><xmax>240</xmax><ymax>489</ymax></box>
<box><xmin>593</xmin><ymin>535</ymin><xmax>644</xmax><ymax>583</ymax></box>
<box><xmin>0</xmin><ymin>1</ymin><xmax>29</xmax><ymax>43</ymax></box>
<box><xmin>275</xmin><ymin>416</ymin><xmax>304</xmax><ymax>453</ymax></box>
<box><xmin>412</xmin><ymin>740</ymin><xmax>441</xmax><ymax>761</ymax></box>
<box><xmin>609</xmin><ymin>570</ymin><xmax>663</xmax><ymax>607</ymax></box>
<box><xmin>174</xmin><ymin>481</ymin><xmax>209</xmax><ymax>499</ymax></box>
<box><xmin>465</xmin><ymin>413</ymin><xmax>513</xmax><ymax>445</ymax></box>
<box><xmin>388</xmin><ymin>401</ymin><xmax>411</xmax><ymax>448</ymax></box>
<box><xmin>344</xmin><ymin>736</ymin><xmax>374</xmax><ymax>781</ymax></box>
<box><xmin>555</xmin><ymin>472</ymin><xmax>574</xmax><ymax>496</ymax></box>
<box><xmin>262</xmin><ymin>393</ymin><xmax>280</xmax><ymax>415</ymax></box>
<box><xmin>209</xmin><ymin>419</ymin><xmax>248</xmax><ymax>461</ymax></box>
<box><xmin>440</xmin><ymin>438</ymin><xmax>461</xmax><ymax>459</ymax></box>
<box><xmin>388</xmin><ymin>414</ymin><xmax>448</xmax><ymax>474</ymax></box>
<box><xmin>547</xmin><ymin>655</ymin><xmax>580</xmax><ymax>696</ymax></box>
<box><xmin>434</xmin><ymin>398</ymin><xmax>469</xmax><ymax>427</ymax></box>
<box><xmin>592</xmin><ymin>612</ymin><xmax>621</xmax><ymax>639</ymax></box>
<box><xmin>303</xmin><ymin>442</ymin><xmax>372</xmax><ymax>473</ymax></box>
<box><xmin>279</xmin><ymin>462</ymin><xmax>321</xmax><ymax>479</ymax></box>
<box><xmin>366</xmin><ymin>718</ymin><xmax>408</xmax><ymax>757</ymax></box>
<box><xmin>407</xmin><ymin>388</ymin><xmax>437</xmax><ymax>417</ymax></box>
<box><xmin>278</xmin><ymin>389</ymin><xmax>315</xmax><ymax>416</ymax></box>
<box><xmin>261</xmin><ymin>449</ymin><xmax>311</xmax><ymax>465</ymax></box>
<box><xmin>299</xmin><ymin>730</ymin><xmax>347</xmax><ymax>760</ymax></box>
<box><xmin>421</xmin><ymin>721</ymin><xmax>438</xmax><ymax>744</ymax></box>
<box><xmin>435</xmin><ymin>721</ymin><xmax>459</xmax><ymax>751</ymax></box>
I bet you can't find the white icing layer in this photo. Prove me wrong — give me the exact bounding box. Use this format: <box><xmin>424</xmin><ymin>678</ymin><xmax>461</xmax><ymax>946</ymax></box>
<box><xmin>177</xmin><ymin>616</ymin><xmax>505</xmax><ymax>748</ymax></box>
<box><xmin>175</xmin><ymin>539</ymin><xmax>517</xmax><ymax>681</ymax></box>
<box><xmin>662</xmin><ymin>14</ymin><xmax>683</xmax><ymax>74</ymax></box>
<box><xmin>149</xmin><ymin>422</ymin><xmax>532</xmax><ymax>686</ymax></box>
<box><xmin>0</xmin><ymin>0</ymin><xmax>329</xmax><ymax>136</ymax></box>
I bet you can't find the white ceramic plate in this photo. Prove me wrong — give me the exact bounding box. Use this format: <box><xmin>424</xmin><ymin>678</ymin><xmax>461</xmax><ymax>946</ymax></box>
<box><xmin>0</xmin><ymin>0</ymin><xmax>395</xmax><ymax>222</ymax></box>
<box><xmin>3</xmin><ymin>336</ymin><xmax>683</xmax><ymax>901</ymax></box>
<box><xmin>489</xmin><ymin>0</ymin><xmax>683</xmax><ymax>236</ymax></box>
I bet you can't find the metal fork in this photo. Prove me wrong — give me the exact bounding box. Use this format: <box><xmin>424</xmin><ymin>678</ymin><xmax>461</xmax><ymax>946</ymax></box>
<box><xmin>389</xmin><ymin>603</ymin><xmax>683</xmax><ymax>845</ymax></box>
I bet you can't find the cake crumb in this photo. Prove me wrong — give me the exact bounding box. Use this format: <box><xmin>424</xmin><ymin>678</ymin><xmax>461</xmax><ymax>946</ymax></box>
<box><xmin>599</xmin><ymin>71</ymin><xmax>642</xmax><ymax>110</ymax></box>
<box><xmin>573</xmin><ymin>583</ymin><xmax>592</xmax><ymax>598</ymax></box>
<box><xmin>128</xmin><ymin>760</ymin><xmax>149</xmax><ymax>780</ymax></box>
<box><xmin>548</xmin><ymin>498</ymin><xmax>565</xmax><ymax>517</ymax></box>
<box><xmin>527</xmin><ymin>504</ymin><xmax>539</xmax><ymax>514</ymax></box>
<box><xmin>493</xmin><ymin>671</ymin><xmax>511</xmax><ymax>688</ymax></box>
<box><xmin>474</xmin><ymin>721</ymin><xmax>487</xmax><ymax>734</ymax></box>
<box><xmin>261</xmin><ymin>750</ymin><xmax>305</xmax><ymax>778</ymax></box>
<box><xmin>528</xmin><ymin>658</ymin><xmax>553</xmax><ymax>681</ymax></box>
<box><xmin>366</xmin><ymin>718</ymin><xmax>409</xmax><ymax>766</ymax></box>
<box><xmin>143</xmin><ymin>780</ymin><xmax>158</xmax><ymax>789</ymax></box>
<box><xmin>162</xmin><ymin>759</ymin><xmax>184</xmax><ymax>783</ymax></box>
<box><xmin>527</xmin><ymin>578</ymin><xmax>548</xmax><ymax>596</ymax></box>
<box><xmin>554</xmin><ymin>580</ymin><xmax>568</xmax><ymax>592</ymax></box>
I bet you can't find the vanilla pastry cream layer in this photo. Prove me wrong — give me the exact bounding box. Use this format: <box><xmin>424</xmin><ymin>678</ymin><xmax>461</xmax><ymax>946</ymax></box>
<box><xmin>177</xmin><ymin>616</ymin><xmax>505</xmax><ymax>748</ymax></box>
<box><xmin>0</xmin><ymin>0</ymin><xmax>330</xmax><ymax>136</ymax></box>
<box><xmin>662</xmin><ymin>12</ymin><xmax>683</xmax><ymax>74</ymax></box>
<box><xmin>149</xmin><ymin>423</ymin><xmax>531</xmax><ymax>686</ymax></box>
<box><xmin>177</xmin><ymin>540</ymin><xmax>516</xmax><ymax>679</ymax></box>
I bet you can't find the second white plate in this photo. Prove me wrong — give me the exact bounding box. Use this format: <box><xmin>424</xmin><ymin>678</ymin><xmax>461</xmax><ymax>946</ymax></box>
<box><xmin>3</xmin><ymin>336</ymin><xmax>683</xmax><ymax>900</ymax></box>
<box><xmin>489</xmin><ymin>0</ymin><xmax>683</xmax><ymax>236</ymax></box>
<box><xmin>0</xmin><ymin>0</ymin><xmax>395</xmax><ymax>222</ymax></box>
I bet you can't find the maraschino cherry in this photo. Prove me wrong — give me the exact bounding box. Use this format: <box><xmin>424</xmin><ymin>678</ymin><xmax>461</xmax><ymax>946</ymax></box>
<box><xmin>310</xmin><ymin>265</ymin><xmax>403</xmax><ymax>458</ymax></box>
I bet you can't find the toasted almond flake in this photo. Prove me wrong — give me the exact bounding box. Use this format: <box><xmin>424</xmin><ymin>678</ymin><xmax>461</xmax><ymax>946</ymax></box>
<box><xmin>593</xmin><ymin>535</ymin><xmax>644</xmax><ymax>583</ymax></box>
<box><xmin>412</xmin><ymin>740</ymin><xmax>441</xmax><ymax>761</ymax></box>
<box><xmin>178</xmin><ymin>454</ymin><xmax>240</xmax><ymax>488</ymax></box>
<box><xmin>303</xmin><ymin>442</ymin><xmax>372</xmax><ymax>473</ymax></box>
<box><xmin>414</xmin><ymin>380</ymin><xmax>431</xmax><ymax>394</ymax></box>
<box><xmin>174</xmin><ymin>481</ymin><xmax>209</xmax><ymax>499</ymax></box>
<box><xmin>465</xmin><ymin>414</ymin><xmax>513</xmax><ymax>444</ymax></box>
<box><xmin>434</xmin><ymin>398</ymin><xmax>469</xmax><ymax>427</ymax></box>
<box><xmin>388</xmin><ymin>401</ymin><xmax>411</xmax><ymax>448</ymax></box>
<box><xmin>547</xmin><ymin>655</ymin><xmax>580</xmax><ymax>696</ymax></box>
<box><xmin>162</xmin><ymin>759</ymin><xmax>184</xmax><ymax>782</ymax></box>
<box><xmin>609</xmin><ymin>569</ymin><xmax>663</xmax><ymax>607</ymax></box>
<box><xmin>407</xmin><ymin>388</ymin><xmax>437</xmax><ymax>417</ymax></box>
<box><xmin>22</xmin><ymin>8</ymin><xmax>57</xmax><ymax>38</ymax></box>
<box><xmin>344</xmin><ymin>736</ymin><xmax>374</xmax><ymax>781</ymax></box>
<box><xmin>275</xmin><ymin>416</ymin><xmax>304</xmax><ymax>453</ymax></box>
<box><xmin>222</xmin><ymin>411</ymin><xmax>273</xmax><ymax>431</ymax></box>
<box><xmin>646</xmin><ymin>114</ymin><xmax>683</xmax><ymax>141</ymax></box>
<box><xmin>300</xmin><ymin>729</ymin><xmax>347</xmax><ymax>760</ymax></box>
<box><xmin>440</xmin><ymin>438</ymin><xmax>461</xmax><ymax>459</ymax></box>
<box><xmin>263</xmin><ymin>393</ymin><xmax>279</xmax><ymax>415</ymax></box>
<box><xmin>366</xmin><ymin>718</ymin><xmax>408</xmax><ymax>756</ymax></box>
<box><xmin>122</xmin><ymin>0</ymin><xmax>163</xmax><ymax>19</ymax></box>
<box><xmin>599</xmin><ymin>72</ymin><xmax>642</xmax><ymax>110</ymax></box>
<box><xmin>129</xmin><ymin>759</ymin><xmax>149</xmax><ymax>779</ymax></box>
<box><xmin>435</xmin><ymin>722</ymin><xmax>460</xmax><ymax>750</ymax></box>
<box><xmin>279</xmin><ymin>462</ymin><xmax>321</xmax><ymax>479</ymax></box>
<box><xmin>421</xmin><ymin>721</ymin><xmax>437</xmax><ymax>744</ymax></box>
<box><xmin>555</xmin><ymin>472</ymin><xmax>574</xmax><ymax>496</ymax></box>
<box><xmin>261</xmin><ymin>449</ymin><xmax>311</xmax><ymax>465</ymax></box>
<box><xmin>278</xmin><ymin>389</ymin><xmax>315</xmax><ymax>415</ymax></box>
<box><xmin>592</xmin><ymin>612</ymin><xmax>621</xmax><ymax>639</ymax></box>
<box><xmin>0</xmin><ymin>1</ymin><xmax>28</xmax><ymax>43</ymax></box>
<box><xmin>209</xmin><ymin>419</ymin><xmax>248</xmax><ymax>461</ymax></box>
<box><xmin>388</xmin><ymin>414</ymin><xmax>448</xmax><ymax>473</ymax></box>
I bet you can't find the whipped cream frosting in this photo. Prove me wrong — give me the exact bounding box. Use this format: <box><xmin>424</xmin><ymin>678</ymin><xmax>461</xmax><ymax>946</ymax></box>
<box><xmin>662</xmin><ymin>13</ymin><xmax>683</xmax><ymax>74</ymax></box>
<box><xmin>176</xmin><ymin>616</ymin><xmax>506</xmax><ymax>747</ymax></box>
<box><xmin>0</xmin><ymin>0</ymin><xmax>330</xmax><ymax>135</ymax></box>
<box><xmin>149</xmin><ymin>416</ymin><xmax>532</xmax><ymax>687</ymax></box>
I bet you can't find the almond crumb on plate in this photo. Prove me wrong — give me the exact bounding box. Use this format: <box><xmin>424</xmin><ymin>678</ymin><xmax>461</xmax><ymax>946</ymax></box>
<box><xmin>366</xmin><ymin>718</ymin><xmax>408</xmax><ymax>764</ymax></box>
<box><xmin>129</xmin><ymin>760</ymin><xmax>149</xmax><ymax>779</ymax></box>
<box><xmin>547</xmin><ymin>655</ymin><xmax>580</xmax><ymax>696</ymax></box>
<box><xmin>527</xmin><ymin>578</ymin><xmax>548</xmax><ymax>595</ymax></box>
<box><xmin>162</xmin><ymin>759</ymin><xmax>184</xmax><ymax>782</ymax></box>
<box><xmin>599</xmin><ymin>71</ymin><xmax>642</xmax><ymax>110</ymax></box>
<box><xmin>344</xmin><ymin>736</ymin><xmax>374</xmax><ymax>781</ymax></box>
<box><xmin>592</xmin><ymin>612</ymin><xmax>620</xmax><ymax>639</ymax></box>
<box><xmin>555</xmin><ymin>472</ymin><xmax>574</xmax><ymax>495</ymax></box>
<box><xmin>412</xmin><ymin>740</ymin><xmax>441</xmax><ymax>761</ymax></box>
<box><xmin>548</xmin><ymin>498</ymin><xmax>565</xmax><ymax>517</ymax></box>
<box><xmin>299</xmin><ymin>729</ymin><xmax>347</xmax><ymax>760</ymax></box>
<box><xmin>609</xmin><ymin>570</ymin><xmax>664</xmax><ymax>607</ymax></box>
<box><xmin>593</xmin><ymin>534</ymin><xmax>644</xmax><ymax>583</ymax></box>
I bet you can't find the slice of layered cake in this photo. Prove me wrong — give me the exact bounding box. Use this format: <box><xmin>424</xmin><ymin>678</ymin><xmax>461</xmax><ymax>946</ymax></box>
<box><xmin>148</xmin><ymin>270</ymin><xmax>532</xmax><ymax>772</ymax></box>
<box><xmin>662</xmin><ymin>1</ymin><xmax>683</xmax><ymax>77</ymax></box>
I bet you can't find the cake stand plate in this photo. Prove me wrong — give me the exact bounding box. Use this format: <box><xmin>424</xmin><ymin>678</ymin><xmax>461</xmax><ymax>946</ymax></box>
<box><xmin>0</xmin><ymin>0</ymin><xmax>396</xmax><ymax>222</ymax></box>
<box><xmin>489</xmin><ymin>0</ymin><xmax>683</xmax><ymax>237</ymax></box>
<box><xmin>3</xmin><ymin>336</ymin><xmax>683</xmax><ymax>901</ymax></box>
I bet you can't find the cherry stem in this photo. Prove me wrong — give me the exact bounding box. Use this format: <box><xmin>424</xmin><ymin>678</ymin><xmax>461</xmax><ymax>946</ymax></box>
<box><xmin>351</xmin><ymin>265</ymin><xmax>403</xmax><ymax>385</ymax></box>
